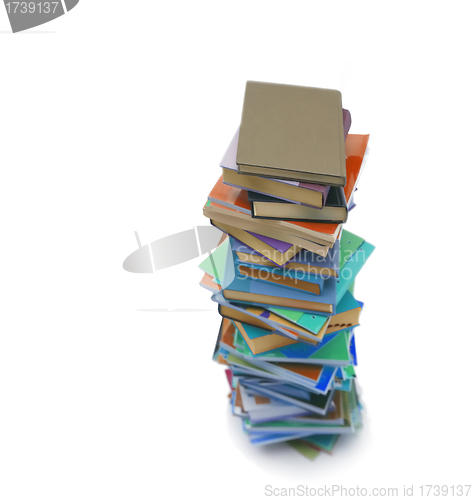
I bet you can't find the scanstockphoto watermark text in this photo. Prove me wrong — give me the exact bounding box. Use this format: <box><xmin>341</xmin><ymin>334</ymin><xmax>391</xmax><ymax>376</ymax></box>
<box><xmin>236</xmin><ymin>264</ymin><xmax>356</xmax><ymax>283</ymax></box>
<box><xmin>234</xmin><ymin>244</ymin><xmax>367</xmax><ymax>283</ymax></box>
<box><xmin>265</xmin><ymin>484</ymin><xmax>472</xmax><ymax>497</ymax></box>
<box><xmin>235</xmin><ymin>244</ymin><xmax>357</xmax><ymax>268</ymax></box>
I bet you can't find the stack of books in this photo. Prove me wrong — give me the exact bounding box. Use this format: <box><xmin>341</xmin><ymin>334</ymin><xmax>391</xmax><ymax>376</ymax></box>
<box><xmin>199</xmin><ymin>81</ymin><xmax>374</xmax><ymax>460</ymax></box>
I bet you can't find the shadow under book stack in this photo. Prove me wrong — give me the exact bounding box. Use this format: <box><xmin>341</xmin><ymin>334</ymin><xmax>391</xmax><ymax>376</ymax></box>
<box><xmin>199</xmin><ymin>81</ymin><xmax>374</xmax><ymax>460</ymax></box>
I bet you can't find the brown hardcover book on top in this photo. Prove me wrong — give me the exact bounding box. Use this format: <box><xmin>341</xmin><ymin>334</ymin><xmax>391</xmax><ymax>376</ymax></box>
<box><xmin>236</xmin><ymin>81</ymin><xmax>346</xmax><ymax>186</ymax></box>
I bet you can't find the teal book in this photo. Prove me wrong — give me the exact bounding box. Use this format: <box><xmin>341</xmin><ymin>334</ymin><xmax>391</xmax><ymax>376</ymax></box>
<box><xmin>335</xmin><ymin>239</ymin><xmax>375</xmax><ymax>304</ymax></box>
<box><xmin>339</xmin><ymin>230</ymin><xmax>365</xmax><ymax>266</ymax></box>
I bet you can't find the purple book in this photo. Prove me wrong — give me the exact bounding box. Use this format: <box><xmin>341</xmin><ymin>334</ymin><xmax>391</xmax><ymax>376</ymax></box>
<box><xmin>246</xmin><ymin>231</ymin><xmax>294</xmax><ymax>253</ymax></box>
<box><xmin>211</xmin><ymin>221</ymin><xmax>299</xmax><ymax>267</ymax></box>
<box><xmin>343</xmin><ymin>109</ymin><xmax>351</xmax><ymax>140</ymax></box>
<box><xmin>230</xmin><ymin>236</ymin><xmax>294</xmax><ymax>268</ymax></box>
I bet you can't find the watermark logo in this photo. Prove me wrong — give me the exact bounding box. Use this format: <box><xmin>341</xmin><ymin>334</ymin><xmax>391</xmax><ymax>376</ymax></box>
<box><xmin>123</xmin><ymin>226</ymin><xmax>223</xmax><ymax>313</ymax></box>
<box><xmin>123</xmin><ymin>226</ymin><xmax>223</xmax><ymax>273</ymax></box>
<box><xmin>3</xmin><ymin>0</ymin><xmax>79</xmax><ymax>33</ymax></box>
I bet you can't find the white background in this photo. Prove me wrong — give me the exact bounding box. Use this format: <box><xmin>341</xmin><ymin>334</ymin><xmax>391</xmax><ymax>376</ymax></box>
<box><xmin>1</xmin><ymin>2</ymin><xmax>472</xmax><ymax>499</ymax></box>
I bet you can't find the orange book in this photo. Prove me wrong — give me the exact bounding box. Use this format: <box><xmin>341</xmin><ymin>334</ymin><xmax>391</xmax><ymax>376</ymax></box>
<box><xmin>344</xmin><ymin>134</ymin><xmax>370</xmax><ymax>203</ymax></box>
<box><xmin>208</xmin><ymin>175</ymin><xmax>252</xmax><ymax>214</ymax></box>
<box><xmin>199</xmin><ymin>272</ymin><xmax>220</xmax><ymax>293</ymax></box>
<box><xmin>221</xmin><ymin>317</ymin><xmax>236</xmax><ymax>346</ymax></box>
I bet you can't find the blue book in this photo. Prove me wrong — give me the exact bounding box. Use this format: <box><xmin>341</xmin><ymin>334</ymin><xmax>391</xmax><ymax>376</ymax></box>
<box><xmin>222</xmin><ymin>272</ymin><xmax>337</xmax><ymax>314</ymax></box>
<box><xmin>222</xmin><ymin>235</ymin><xmax>373</xmax><ymax>315</ymax></box>
<box><xmin>335</xmin><ymin>240</ymin><xmax>375</xmax><ymax>303</ymax></box>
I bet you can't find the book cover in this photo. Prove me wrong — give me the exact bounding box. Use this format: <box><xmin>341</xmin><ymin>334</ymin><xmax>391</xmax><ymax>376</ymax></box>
<box><xmin>236</xmin><ymin>81</ymin><xmax>346</xmax><ymax>186</ymax></box>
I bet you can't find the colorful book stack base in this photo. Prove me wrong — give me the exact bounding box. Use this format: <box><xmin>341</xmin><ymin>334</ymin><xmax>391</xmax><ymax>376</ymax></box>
<box><xmin>199</xmin><ymin>81</ymin><xmax>374</xmax><ymax>460</ymax></box>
